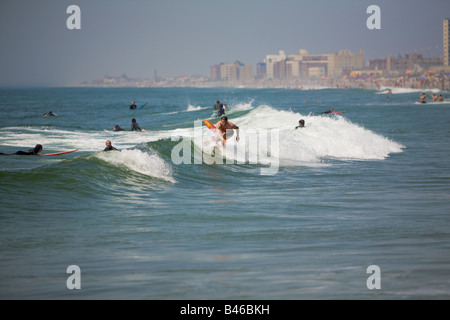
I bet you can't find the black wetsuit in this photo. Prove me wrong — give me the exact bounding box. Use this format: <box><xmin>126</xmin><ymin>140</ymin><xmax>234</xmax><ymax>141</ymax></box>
<box><xmin>14</xmin><ymin>150</ymin><xmax>37</xmax><ymax>155</ymax></box>
<box><xmin>131</xmin><ymin>122</ymin><xmax>141</xmax><ymax>131</ymax></box>
<box><xmin>130</xmin><ymin>104</ymin><xmax>137</xmax><ymax>109</ymax></box>
<box><xmin>103</xmin><ymin>146</ymin><xmax>118</xmax><ymax>152</ymax></box>
<box><xmin>217</xmin><ymin>104</ymin><xmax>226</xmax><ymax>117</ymax></box>
<box><xmin>295</xmin><ymin>120</ymin><xmax>305</xmax><ymax>129</ymax></box>
<box><xmin>0</xmin><ymin>147</ymin><xmax>41</xmax><ymax>155</ymax></box>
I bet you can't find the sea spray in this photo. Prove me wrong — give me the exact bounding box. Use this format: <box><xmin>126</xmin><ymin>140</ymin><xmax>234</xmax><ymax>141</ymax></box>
<box><xmin>96</xmin><ymin>149</ymin><xmax>175</xmax><ymax>183</ymax></box>
<box><xmin>186</xmin><ymin>105</ymin><xmax>208</xmax><ymax>112</ymax></box>
<box><xmin>226</xmin><ymin>105</ymin><xmax>404</xmax><ymax>164</ymax></box>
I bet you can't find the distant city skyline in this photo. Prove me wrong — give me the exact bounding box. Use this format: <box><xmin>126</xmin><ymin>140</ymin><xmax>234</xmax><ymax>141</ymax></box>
<box><xmin>1</xmin><ymin>0</ymin><xmax>449</xmax><ymax>86</ymax></box>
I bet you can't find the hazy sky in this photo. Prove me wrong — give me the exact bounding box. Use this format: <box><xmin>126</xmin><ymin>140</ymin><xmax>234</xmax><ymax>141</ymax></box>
<box><xmin>1</xmin><ymin>0</ymin><xmax>449</xmax><ymax>86</ymax></box>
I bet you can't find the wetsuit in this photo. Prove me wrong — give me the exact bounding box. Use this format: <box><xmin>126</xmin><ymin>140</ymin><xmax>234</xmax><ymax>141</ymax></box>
<box><xmin>131</xmin><ymin>122</ymin><xmax>141</xmax><ymax>131</ymax></box>
<box><xmin>130</xmin><ymin>104</ymin><xmax>137</xmax><ymax>109</ymax></box>
<box><xmin>217</xmin><ymin>104</ymin><xmax>226</xmax><ymax>117</ymax></box>
<box><xmin>103</xmin><ymin>146</ymin><xmax>118</xmax><ymax>152</ymax></box>
<box><xmin>295</xmin><ymin>120</ymin><xmax>305</xmax><ymax>129</ymax></box>
<box><xmin>10</xmin><ymin>147</ymin><xmax>42</xmax><ymax>155</ymax></box>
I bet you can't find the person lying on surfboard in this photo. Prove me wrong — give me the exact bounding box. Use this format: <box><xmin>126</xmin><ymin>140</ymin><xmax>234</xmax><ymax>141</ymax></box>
<box><xmin>0</xmin><ymin>144</ymin><xmax>43</xmax><ymax>155</ymax></box>
<box><xmin>43</xmin><ymin>110</ymin><xmax>55</xmax><ymax>117</ymax></box>
<box><xmin>322</xmin><ymin>108</ymin><xmax>334</xmax><ymax>114</ymax></box>
<box><xmin>215</xmin><ymin>116</ymin><xmax>239</xmax><ymax>144</ymax></box>
<box><xmin>113</xmin><ymin>124</ymin><xmax>124</xmax><ymax>131</ymax></box>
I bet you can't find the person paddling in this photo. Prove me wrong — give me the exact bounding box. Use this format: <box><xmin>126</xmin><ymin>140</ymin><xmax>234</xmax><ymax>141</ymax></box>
<box><xmin>43</xmin><ymin>110</ymin><xmax>55</xmax><ymax>117</ymax></box>
<box><xmin>0</xmin><ymin>144</ymin><xmax>43</xmax><ymax>155</ymax></box>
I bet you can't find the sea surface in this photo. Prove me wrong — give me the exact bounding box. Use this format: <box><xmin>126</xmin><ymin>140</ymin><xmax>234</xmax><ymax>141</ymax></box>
<box><xmin>0</xmin><ymin>86</ymin><xmax>449</xmax><ymax>300</ymax></box>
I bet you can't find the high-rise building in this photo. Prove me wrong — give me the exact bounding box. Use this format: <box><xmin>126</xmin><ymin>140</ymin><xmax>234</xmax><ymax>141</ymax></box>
<box><xmin>334</xmin><ymin>49</ymin><xmax>364</xmax><ymax>76</ymax></box>
<box><xmin>265</xmin><ymin>50</ymin><xmax>286</xmax><ymax>80</ymax></box>
<box><xmin>210</xmin><ymin>64</ymin><xmax>221</xmax><ymax>81</ymax></box>
<box><xmin>239</xmin><ymin>63</ymin><xmax>253</xmax><ymax>82</ymax></box>
<box><xmin>220</xmin><ymin>63</ymin><xmax>238</xmax><ymax>81</ymax></box>
<box><xmin>210</xmin><ymin>61</ymin><xmax>253</xmax><ymax>82</ymax></box>
<box><xmin>255</xmin><ymin>63</ymin><xmax>266</xmax><ymax>79</ymax></box>
<box><xmin>444</xmin><ymin>19</ymin><xmax>450</xmax><ymax>66</ymax></box>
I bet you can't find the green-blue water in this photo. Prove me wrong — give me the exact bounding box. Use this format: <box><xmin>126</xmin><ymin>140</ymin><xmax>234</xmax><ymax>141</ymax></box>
<box><xmin>0</xmin><ymin>87</ymin><xmax>449</xmax><ymax>299</ymax></box>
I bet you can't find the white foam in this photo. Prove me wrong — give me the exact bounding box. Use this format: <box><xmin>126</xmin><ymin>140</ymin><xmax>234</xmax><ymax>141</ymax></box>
<box><xmin>225</xmin><ymin>99</ymin><xmax>254</xmax><ymax>114</ymax></box>
<box><xmin>95</xmin><ymin>149</ymin><xmax>175</xmax><ymax>182</ymax></box>
<box><xmin>0</xmin><ymin>127</ymin><xmax>169</xmax><ymax>153</ymax></box>
<box><xmin>195</xmin><ymin>105</ymin><xmax>404</xmax><ymax>167</ymax></box>
<box><xmin>377</xmin><ymin>87</ymin><xmax>442</xmax><ymax>94</ymax></box>
<box><xmin>186</xmin><ymin>105</ymin><xmax>208</xmax><ymax>112</ymax></box>
<box><xmin>1</xmin><ymin>104</ymin><xmax>405</xmax><ymax>171</ymax></box>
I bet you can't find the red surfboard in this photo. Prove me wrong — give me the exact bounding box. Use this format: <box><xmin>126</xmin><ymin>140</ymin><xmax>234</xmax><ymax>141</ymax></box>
<box><xmin>327</xmin><ymin>111</ymin><xmax>345</xmax><ymax>114</ymax></box>
<box><xmin>204</xmin><ymin>120</ymin><xmax>216</xmax><ymax>130</ymax></box>
<box><xmin>42</xmin><ymin>149</ymin><xmax>78</xmax><ymax>156</ymax></box>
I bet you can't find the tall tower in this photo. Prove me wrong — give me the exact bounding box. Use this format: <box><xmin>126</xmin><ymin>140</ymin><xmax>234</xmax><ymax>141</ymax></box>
<box><xmin>444</xmin><ymin>19</ymin><xmax>450</xmax><ymax>66</ymax></box>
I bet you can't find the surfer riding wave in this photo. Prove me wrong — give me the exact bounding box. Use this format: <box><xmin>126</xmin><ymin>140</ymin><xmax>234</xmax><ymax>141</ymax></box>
<box><xmin>215</xmin><ymin>116</ymin><xmax>239</xmax><ymax>144</ymax></box>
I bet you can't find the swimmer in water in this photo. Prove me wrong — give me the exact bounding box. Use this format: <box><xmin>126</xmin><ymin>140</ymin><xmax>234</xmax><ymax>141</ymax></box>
<box><xmin>295</xmin><ymin>119</ymin><xmax>305</xmax><ymax>129</ymax></box>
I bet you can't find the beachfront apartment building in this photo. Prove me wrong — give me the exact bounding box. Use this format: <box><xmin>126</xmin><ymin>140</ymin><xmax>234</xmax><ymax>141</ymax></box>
<box><xmin>209</xmin><ymin>48</ymin><xmax>364</xmax><ymax>82</ymax></box>
<box><xmin>367</xmin><ymin>53</ymin><xmax>442</xmax><ymax>74</ymax></box>
<box><xmin>209</xmin><ymin>61</ymin><xmax>253</xmax><ymax>82</ymax></box>
<box><xmin>266</xmin><ymin>49</ymin><xmax>364</xmax><ymax>80</ymax></box>
<box><xmin>287</xmin><ymin>50</ymin><xmax>334</xmax><ymax>79</ymax></box>
<box><xmin>265</xmin><ymin>50</ymin><xmax>287</xmax><ymax>80</ymax></box>
<box><xmin>255</xmin><ymin>62</ymin><xmax>266</xmax><ymax>79</ymax></box>
<box><xmin>210</xmin><ymin>49</ymin><xmax>364</xmax><ymax>82</ymax></box>
<box><xmin>334</xmin><ymin>49</ymin><xmax>365</xmax><ymax>76</ymax></box>
<box><xmin>210</xmin><ymin>64</ymin><xmax>221</xmax><ymax>81</ymax></box>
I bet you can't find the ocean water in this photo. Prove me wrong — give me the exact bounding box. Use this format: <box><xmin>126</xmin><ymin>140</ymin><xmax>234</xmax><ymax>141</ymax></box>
<box><xmin>0</xmin><ymin>86</ymin><xmax>449</xmax><ymax>300</ymax></box>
